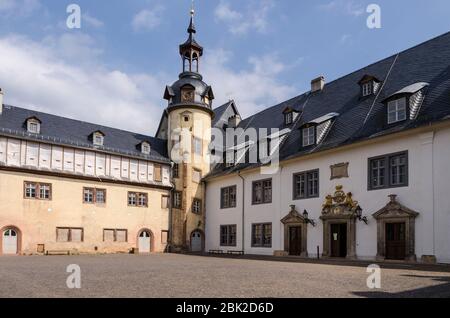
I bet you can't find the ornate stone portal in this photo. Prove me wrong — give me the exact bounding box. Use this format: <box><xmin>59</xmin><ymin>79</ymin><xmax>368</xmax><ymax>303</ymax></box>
<box><xmin>372</xmin><ymin>195</ymin><xmax>419</xmax><ymax>261</ymax></box>
<box><xmin>320</xmin><ymin>185</ymin><xmax>362</xmax><ymax>259</ymax></box>
<box><xmin>280</xmin><ymin>205</ymin><xmax>308</xmax><ymax>257</ymax></box>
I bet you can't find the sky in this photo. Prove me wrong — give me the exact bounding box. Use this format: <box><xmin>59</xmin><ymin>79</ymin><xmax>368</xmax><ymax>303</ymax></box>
<box><xmin>0</xmin><ymin>0</ymin><xmax>449</xmax><ymax>135</ymax></box>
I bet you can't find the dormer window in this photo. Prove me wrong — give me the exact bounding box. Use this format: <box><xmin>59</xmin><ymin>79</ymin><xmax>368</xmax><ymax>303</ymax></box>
<box><xmin>362</xmin><ymin>82</ymin><xmax>373</xmax><ymax>97</ymax></box>
<box><xmin>359</xmin><ymin>75</ymin><xmax>381</xmax><ymax>97</ymax></box>
<box><xmin>91</xmin><ymin>131</ymin><xmax>105</xmax><ymax>146</ymax></box>
<box><xmin>387</xmin><ymin>98</ymin><xmax>407</xmax><ymax>124</ymax></box>
<box><xmin>282</xmin><ymin>107</ymin><xmax>299</xmax><ymax>126</ymax></box>
<box><xmin>140</xmin><ymin>142</ymin><xmax>151</xmax><ymax>155</ymax></box>
<box><xmin>285</xmin><ymin>112</ymin><xmax>293</xmax><ymax>125</ymax></box>
<box><xmin>302</xmin><ymin>126</ymin><xmax>316</xmax><ymax>147</ymax></box>
<box><xmin>26</xmin><ymin>117</ymin><xmax>41</xmax><ymax>134</ymax></box>
<box><xmin>181</xmin><ymin>85</ymin><xmax>195</xmax><ymax>103</ymax></box>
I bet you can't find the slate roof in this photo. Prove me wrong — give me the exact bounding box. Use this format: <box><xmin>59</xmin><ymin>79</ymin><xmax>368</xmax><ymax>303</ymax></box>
<box><xmin>207</xmin><ymin>31</ymin><xmax>450</xmax><ymax>179</ymax></box>
<box><xmin>0</xmin><ymin>105</ymin><xmax>169</xmax><ymax>163</ymax></box>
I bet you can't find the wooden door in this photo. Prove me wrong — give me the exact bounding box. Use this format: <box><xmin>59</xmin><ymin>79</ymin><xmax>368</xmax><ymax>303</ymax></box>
<box><xmin>289</xmin><ymin>226</ymin><xmax>302</xmax><ymax>256</ymax></box>
<box><xmin>331</xmin><ymin>224</ymin><xmax>347</xmax><ymax>258</ymax></box>
<box><xmin>385</xmin><ymin>223</ymin><xmax>406</xmax><ymax>260</ymax></box>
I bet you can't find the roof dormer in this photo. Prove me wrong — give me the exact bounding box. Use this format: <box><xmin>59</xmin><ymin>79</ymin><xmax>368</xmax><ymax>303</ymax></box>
<box><xmin>138</xmin><ymin>141</ymin><xmax>151</xmax><ymax>155</ymax></box>
<box><xmin>282</xmin><ymin>107</ymin><xmax>300</xmax><ymax>126</ymax></box>
<box><xmin>90</xmin><ymin>130</ymin><xmax>105</xmax><ymax>146</ymax></box>
<box><xmin>25</xmin><ymin>116</ymin><xmax>41</xmax><ymax>134</ymax></box>
<box><xmin>300</xmin><ymin>112</ymin><xmax>339</xmax><ymax>147</ymax></box>
<box><xmin>358</xmin><ymin>74</ymin><xmax>382</xmax><ymax>97</ymax></box>
<box><xmin>382</xmin><ymin>82</ymin><xmax>429</xmax><ymax>124</ymax></box>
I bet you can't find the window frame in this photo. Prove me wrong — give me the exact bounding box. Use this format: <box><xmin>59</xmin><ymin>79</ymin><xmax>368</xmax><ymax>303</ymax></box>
<box><xmin>252</xmin><ymin>178</ymin><xmax>272</xmax><ymax>205</ymax></box>
<box><xmin>193</xmin><ymin>137</ymin><xmax>203</xmax><ymax>156</ymax></box>
<box><xmin>103</xmin><ymin>229</ymin><xmax>128</xmax><ymax>243</ymax></box>
<box><xmin>362</xmin><ymin>81</ymin><xmax>373</xmax><ymax>97</ymax></box>
<box><xmin>220</xmin><ymin>185</ymin><xmax>237</xmax><ymax>209</ymax></box>
<box><xmin>220</xmin><ymin>225</ymin><xmax>237</xmax><ymax>247</ymax></box>
<box><xmin>172</xmin><ymin>163</ymin><xmax>180</xmax><ymax>179</ymax></box>
<box><xmin>56</xmin><ymin>227</ymin><xmax>84</xmax><ymax>243</ymax></box>
<box><xmin>23</xmin><ymin>181</ymin><xmax>52</xmax><ymax>200</ymax></box>
<box><xmin>368</xmin><ymin>151</ymin><xmax>409</xmax><ymax>191</ymax></box>
<box><xmin>192</xmin><ymin>168</ymin><xmax>202</xmax><ymax>183</ymax></box>
<box><xmin>127</xmin><ymin>192</ymin><xmax>148</xmax><ymax>207</ymax></box>
<box><xmin>285</xmin><ymin>112</ymin><xmax>293</xmax><ymax>125</ymax></box>
<box><xmin>387</xmin><ymin>97</ymin><xmax>407</xmax><ymax>124</ymax></box>
<box><xmin>302</xmin><ymin>126</ymin><xmax>316</xmax><ymax>147</ymax></box>
<box><xmin>293</xmin><ymin>169</ymin><xmax>320</xmax><ymax>200</ymax></box>
<box><xmin>161</xmin><ymin>195</ymin><xmax>169</xmax><ymax>209</ymax></box>
<box><xmin>192</xmin><ymin>198</ymin><xmax>202</xmax><ymax>214</ymax></box>
<box><xmin>83</xmin><ymin>187</ymin><xmax>106</xmax><ymax>204</ymax></box>
<box><xmin>173</xmin><ymin>191</ymin><xmax>183</xmax><ymax>209</ymax></box>
<box><xmin>251</xmin><ymin>223</ymin><xmax>272</xmax><ymax>248</ymax></box>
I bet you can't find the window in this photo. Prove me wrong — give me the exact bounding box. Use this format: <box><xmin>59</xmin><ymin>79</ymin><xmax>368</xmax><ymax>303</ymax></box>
<box><xmin>220</xmin><ymin>225</ymin><xmax>237</xmax><ymax>247</ymax></box>
<box><xmin>252</xmin><ymin>179</ymin><xmax>272</xmax><ymax>205</ymax></box>
<box><xmin>293</xmin><ymin>170</ymin><xmax>319</xmax><ymax>200</ymax></box>
<box><xmin>161</xmin><ymin>195</ymin><xmax>169</xmax><ymax>209</ymax></box>
<box><xmin>56</xmin><ymin>227</ymin><xmax>83</xmax><ymax>242</ymax></box>
<box><xmin>173</xmin><ymin>191</ymin><xmax>182</xmax><ymax>209</ymax></box>
<box><xmin>103</xmin><ymin>229</ymin><xmax>127</xmax><ymax>242</ymax></box>
<box><xmin>302</xmin><ymin>126</ymin><xmax>316</xmax><ymax>147</ymax></box>
<box><xmin>193</xmin><ymin>137</ymin><xmax>202</xmax><ymax>155</ymax></box>
<box><xmin>368</xmin><ymin>151</ymin><xmax>408</xmax><ymax>190</ymax></box>
<box><xmin>362</xmin><ymin>82</ymin><xmax>373</xmax><ymax>97</ymax></box>
<box><xmin>24</xmin><ymin>182</ymin><xmax>51</xmax><ymax>200</ymax></box>
<box><xmin>225</xmin><ymin>150</ymin><xmax>236</xmax><ymax>167</ymax></box>
<box><xmin>192</xmin><ymin>199</ymin><xmax>202</xmax><ymax>214</ymax></box>
<box><xmin>83</xmin><ymin>188</ymin><xmax>106</xmax><ymax>204</ymax></box>
<box><xmin>154</xmin><ymin>165</ymin><xmax>162</xmax><ymax>182</ymax></box>
<box><xmin>128</xmin><ymin>192</ymin><xmax>148</xmax><ymax>207</ymax></box>
<box><xmin>285</xmin><ymin>112</ymin><xmax>293</xmax><ymax>125</ymax></box>
<box><xmin>251</xmin><ymin>223</ymin><xmax>272</xmax><ymax>248</ymax></box>
<box><xmin>387</xmin><ymin>98</ymin><xmax>407</xmax><ymax>124</ymax></box>
<box><xmin>192</xmin><ymin>169</ymin><xmax>201</xmax><ymax>183</ymax></box>
<box><xmin>221</xmin><ymin>186</ymin><xmax>237</xmax><ymax>209</ymax></box>
<box><xmin>93</xmin><ymin>132</ymin><xmax>104</xmax><ymax>146</ymax></box>
<box><xmin>27</xmin><ymin>121</ymin><xmax>40</xmax><ymax>134</ymax></box>
<box><xmin>141</xmin><ymin>142</ymin><xmax>151</xmax><ymax>155</ymax></box>
<box><xmin>173</xmin><ymin>163</ymin><xmax>179</xmax><ymax>178</ymax></box>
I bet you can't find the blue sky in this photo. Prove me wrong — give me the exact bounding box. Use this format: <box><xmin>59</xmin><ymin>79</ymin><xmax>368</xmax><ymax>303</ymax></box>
<box><xmin>0</xmin><ymin>0</ymin><xmax>449</xmax><ymax>134</ymax></box>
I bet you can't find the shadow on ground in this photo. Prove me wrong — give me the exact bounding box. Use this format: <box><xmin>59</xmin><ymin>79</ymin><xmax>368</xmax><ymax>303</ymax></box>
<box><xmin>353</xmin><ymin>275</ymin><xmax>450</xmax><ymax>298</ymax></box>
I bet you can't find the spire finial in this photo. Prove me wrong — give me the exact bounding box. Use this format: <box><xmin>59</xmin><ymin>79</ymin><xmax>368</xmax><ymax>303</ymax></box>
<box><xmin>187</xmin><ymin>0</ymin><xmax>196</xmax><ymax>34</ymax></box>
<box><xmin>190</xmin><ymin>0</ymin><xmax>195</xmax><ymax>17</ymax></box>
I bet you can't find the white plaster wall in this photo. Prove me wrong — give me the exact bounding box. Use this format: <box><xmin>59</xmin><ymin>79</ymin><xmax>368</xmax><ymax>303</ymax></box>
<box><xmin>205</xmin><ymin>125</ymin><xmax>450</xmax><ymax>263</ymax></box>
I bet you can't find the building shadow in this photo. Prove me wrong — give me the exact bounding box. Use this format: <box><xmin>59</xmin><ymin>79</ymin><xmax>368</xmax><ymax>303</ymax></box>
<box><xmin>353</xmin><ymin>275</ymin><xmax>450</xmax><ymax>298</ymax></box>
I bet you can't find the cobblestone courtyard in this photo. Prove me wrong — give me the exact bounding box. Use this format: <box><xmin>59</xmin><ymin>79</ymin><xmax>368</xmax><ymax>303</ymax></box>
<box><xmin>1</xmin><ymin>254</ymin><xmax>450</xmax><ymax>298</ymax></box>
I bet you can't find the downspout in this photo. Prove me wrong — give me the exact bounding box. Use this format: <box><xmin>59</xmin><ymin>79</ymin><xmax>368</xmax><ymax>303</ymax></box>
<box><xmin>238</xmin><ymin>171</ymin><xmax>245</xmax><ymax>253</ymax></box>
<box><xmin>168</xmin><ymin>161</ymin><xmax>176</xmax><ymax>253</ymax></box>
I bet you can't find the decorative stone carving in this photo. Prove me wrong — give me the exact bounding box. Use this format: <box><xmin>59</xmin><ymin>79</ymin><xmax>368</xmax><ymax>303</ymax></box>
<box><xmin>280</xmin><ymin>205</ymin><xmax>308</xmax><ymax>257</ymax></box>
<box><xmin>320</xmin><ymin>185</ymin><xmax>361</xmax><ymax>259</ymax></box>
<box><xmin>372</xmin><ymin>194</ymin><xmax>419</xmax><ymax>262</ymax></box>
<box><xmin>330</xmin><ymin>162</ymin><xmax>349</xmax><ymax>180</ymax></box>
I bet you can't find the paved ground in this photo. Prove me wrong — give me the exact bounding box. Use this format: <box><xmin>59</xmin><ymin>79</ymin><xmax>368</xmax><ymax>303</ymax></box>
<box><xmin>1</xmin><ymin>253</ymin><xmax>450</xmax><ymax>298</ymax></box>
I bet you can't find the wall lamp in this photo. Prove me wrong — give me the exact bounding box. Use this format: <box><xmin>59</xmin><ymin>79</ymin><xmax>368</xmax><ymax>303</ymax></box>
<box><xmin>355</xmin><ymin>205</ymin><xmax>368</xmax><ymax>224</ymax></box>
<box><xmin>302</xmin><ymin>209</ymin><xmax>317</xmax><ymax>227</ymax></box>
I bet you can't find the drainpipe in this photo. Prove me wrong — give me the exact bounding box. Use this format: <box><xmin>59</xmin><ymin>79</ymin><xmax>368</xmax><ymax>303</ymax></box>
<box><xmin>168</xmin><ymin>161</ymin><xmax>176</xmax><ymax>253</ymax></box>
<box><xmin>238</xmin><ymin>171</ymin><xmax>245</xmax><ymax>253</ymax></box>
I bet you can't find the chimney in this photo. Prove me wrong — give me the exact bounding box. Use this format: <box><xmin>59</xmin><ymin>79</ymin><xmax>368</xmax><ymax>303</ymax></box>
<box><xmin>0</xmin><ymin>88</ymin><xmax>3</xmax><ymax>115</ymax></box>
<box><xmin>311</xmin><ymin>76</ymin><xmax>325</xmax><ymax>93</ymax></box>
<box><xmin>228</xmin><ymin>114</ymin><xmax>241</xmax><ymax>128</ymax></box>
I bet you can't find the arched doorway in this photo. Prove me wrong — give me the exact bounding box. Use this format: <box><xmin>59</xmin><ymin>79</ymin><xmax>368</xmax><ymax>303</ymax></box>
<box><xmin>190</xmin><ymin>230</ymin><xmax>203</xmax><ymax>252</ymax></box>
<box><xmin>1</xmin><ymin>226</ymin><xmax>21</xmax><ymax>255</ymax></box>
<box><xmin>137</xmin><ymin>229</ymin><xmax>153</xmax><ymax>254</ymax></box>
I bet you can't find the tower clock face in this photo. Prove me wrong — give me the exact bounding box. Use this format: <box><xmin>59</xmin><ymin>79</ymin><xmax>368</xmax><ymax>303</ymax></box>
<box><xmin>182</xmin><ymin>90</ymin><xmax>194</xmax><ymax>102</ymax></box>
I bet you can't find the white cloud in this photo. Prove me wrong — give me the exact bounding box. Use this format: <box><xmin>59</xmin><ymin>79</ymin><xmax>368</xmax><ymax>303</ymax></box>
<box><xmin>214</xmin><ymin>0</ymin><xmax>275</xmax><ymax>35</ymax></box>
<box><xmin>0</xmin><ymin>34</ymin><xmax>168</xmax><ymax>135</ymax></box>
<box><xmin>203</xmin><ymin>49</ymin><xmax>297</xmax><ymax>118</ymax></box>
<box><xmin>0</xmin><ymin>0</ymin><xmax>40</xmax><ymax>17</ymax></box>
<box><xmin>132</xmin><ymin>5</ymin><xmax>165</xmax><ymax>32</ymax></box>
<box><xmin>83</xmin><ymin>13</ymin><xmax>104</xmax><ymax>28</ymax></box>
<box><xmin>317</xmin><ymin>0</ymin><xmax>365</xmax><ymax>17</ymax></box>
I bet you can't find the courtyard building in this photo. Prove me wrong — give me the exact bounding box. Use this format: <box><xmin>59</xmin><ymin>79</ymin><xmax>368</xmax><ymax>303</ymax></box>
<box><xmin>1</xmin><ymin>9</ymin><xmax>450</xmax><ymax>264</ymax></box>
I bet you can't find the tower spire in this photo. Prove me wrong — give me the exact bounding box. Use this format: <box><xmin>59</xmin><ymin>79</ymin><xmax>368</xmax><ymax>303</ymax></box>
<box><xmin>179</xmin><ymin>0</ymin><xmax>203</xmax><ymax>73</ymax></box>
<box><xmin>188</xmin><ymin>0</ymin><xmax>196</xmax><ymax>34</ymax></box>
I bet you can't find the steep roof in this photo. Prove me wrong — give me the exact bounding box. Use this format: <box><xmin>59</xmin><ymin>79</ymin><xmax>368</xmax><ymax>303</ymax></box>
<box><xmin>0</xmin><ymin>105</ymin><xmax>169</xmax><ymax>163</ymax></box>
<box><xmin>206</xmin><ymin>31</ymin><xmax>450</xmax><ymax>179</ymax></box>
